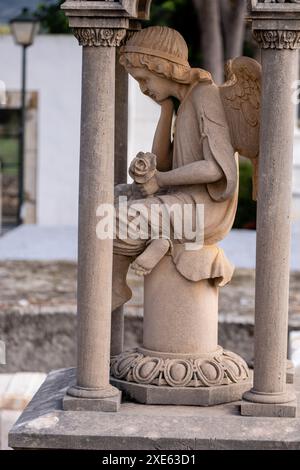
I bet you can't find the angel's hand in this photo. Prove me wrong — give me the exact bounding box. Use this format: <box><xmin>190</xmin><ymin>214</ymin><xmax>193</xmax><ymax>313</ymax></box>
<box><xmin>136</xmin><ymin>173</ymin><xmax>162</xmax><ymax>197</ymax></box>
<box><xmin>148</xmin><ymin>94</ymin><xmax>174</xmax><ymax>108</ymax></box>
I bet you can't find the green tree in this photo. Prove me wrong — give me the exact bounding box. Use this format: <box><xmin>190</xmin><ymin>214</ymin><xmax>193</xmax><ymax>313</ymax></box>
<box><xmin>33</xmin><ymin>0</ymin><xmax>69</xmax><ymax>34</ymax></box>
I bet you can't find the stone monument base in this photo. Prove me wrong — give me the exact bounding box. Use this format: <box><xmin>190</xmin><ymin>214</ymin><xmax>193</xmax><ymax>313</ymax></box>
<box><xmin>9</xmin><ymin>368</ymin><xmax>300</xmax><ymax>450</ymax></box>
<box><xmin>63</xmin><ymin>391</ymin><xmax>121</xmax><ymax>412</ymax></box>
<box><xmin>110</xmin><ymin>346</ymin><xmax>251</xmax><ymax>405</ymax></box>
<box><xmin>241</xmin><ymin>398</ymin><xmax>297</xmax><ymax>418</ymax></box>
<box><xmin>110</xmin><ymin>377</ymin><xmax>251</xmax><ymax>406</ymax></box>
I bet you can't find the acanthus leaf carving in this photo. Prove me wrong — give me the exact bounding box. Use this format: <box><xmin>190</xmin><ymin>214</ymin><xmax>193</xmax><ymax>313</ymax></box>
<box><xmin>73</xmin><ymin>28</ymin><xmax>127</xmax><ymax>47</ymax></box>
<box><xmin>253</xmin><ymin>30</ymin><xmax>300</xmax><ymax>49</ymax></box>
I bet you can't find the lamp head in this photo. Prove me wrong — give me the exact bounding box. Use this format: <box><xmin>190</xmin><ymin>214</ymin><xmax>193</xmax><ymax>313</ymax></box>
<box><xmin>10</xmin><ymin>8</ymin><xmax>40</xmax><ymax>47</ymax></box>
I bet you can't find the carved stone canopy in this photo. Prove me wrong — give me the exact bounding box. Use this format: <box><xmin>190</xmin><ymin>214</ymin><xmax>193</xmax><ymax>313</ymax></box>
<box><xmin>249</xmin><ymin>0</ymin><xmax>300</xmax><ymax>14</ymax></box>
<box><xmin>61</xmin><ymin>1</ymin><xmax>152</xmax><ymax>46</ymax></box>
<box><xmin>61</xmin><ymin>0</ymin><xmax>152</xmax><ymax>21</ymax></box>
<box><xmin>248</xmin><ymin>0</ymin><xmax>300</xmax><ymax>49</ymax></box>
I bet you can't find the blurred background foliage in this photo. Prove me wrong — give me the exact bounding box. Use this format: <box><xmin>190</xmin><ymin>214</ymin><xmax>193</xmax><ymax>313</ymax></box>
<box><xmin>30</xmin><ymin>0</ymin><xmax>256</xmax><ymax>229</ymax></box>
<box><xmin>149</xmin><ymin>0</ymin><xmax>203</xmax><ymax>66</ymax></box>
<box><xmin>33</xmin><ymin>0</ymin><xmax>69</xmax><ymax>33</ymax></box>
<box><xmin>234</xmin><ymin>160</ymin><xmax>257</xmax><ymax>230</ymax></box>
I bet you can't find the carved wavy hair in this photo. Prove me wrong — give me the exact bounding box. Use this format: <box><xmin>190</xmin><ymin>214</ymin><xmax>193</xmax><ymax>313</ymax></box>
<box><xmin>119</xmin><ymin>26</ymin><xmax>212</xmax><ymax>85</ymax></box>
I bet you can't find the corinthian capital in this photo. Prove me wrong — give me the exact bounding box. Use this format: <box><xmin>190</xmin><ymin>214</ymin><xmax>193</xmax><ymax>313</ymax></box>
<box><xmin>73</xmin><ymin>28</ymin><xmax>127</xmax><ymax>47</ymax></box>
<box><xmin>253</xmin><ymin>29</ymin><xmax>300</xmax><ymax>48</ymax></box>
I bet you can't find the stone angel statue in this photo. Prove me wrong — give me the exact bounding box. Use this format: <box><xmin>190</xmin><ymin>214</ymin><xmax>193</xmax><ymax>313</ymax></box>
<box><xmin>110</xmin><ymin>26</ymin><xmax>261</xmax><ymax>402</ymax></box>
<box><xmin>112</xmin><ymin>25</ymin><xmax>261</xmax><ymax>310</ymax></box>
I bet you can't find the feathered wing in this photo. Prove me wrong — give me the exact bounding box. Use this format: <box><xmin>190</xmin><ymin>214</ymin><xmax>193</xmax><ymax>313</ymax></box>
<box><xmin>219</xmin><ymin>56</ymin><xmax>261</xmax><ymax>200</ymax></box>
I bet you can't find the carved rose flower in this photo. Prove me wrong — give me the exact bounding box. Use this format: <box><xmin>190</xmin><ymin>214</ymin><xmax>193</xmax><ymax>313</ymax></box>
<box><xmin>101</xmin><ymin>29</ymin><xmax>114</xmax><ymax>40</ymax></box>
<box><xmin>129</xmin><ymin>152</ymin><xmax>157</xmax><ymax>184</ymax></box>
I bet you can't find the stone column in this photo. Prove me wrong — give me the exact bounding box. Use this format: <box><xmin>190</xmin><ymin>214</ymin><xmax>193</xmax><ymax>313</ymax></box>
<box><xmin>242</xmin><ymin>6</ymin><xmax>300</xmax><ymax>417</ymax></box>
<box><xmin>292</xmin><ymin>76</ymin><xmax>300</xmax><ymax>221</ymax></box>
<box><xmin>64</xmin><ymin>27</ymin><xmax>126</xmax><ymax>412</ymax></box>
<box><xmin>111</xmin><ymin>49</ymin><xmax>129</xmax><ymax>357</ymax></box>
<box><xmin>111</xmin><ymin>22</ymin><xmax>141</xmax><ymax>357</ymax></box>
<box><xmin>114</xmin><ymin>49</ymin><xmax>129</xmax><ymax>186</ymax></box>
<box><xmin>60</xmin><ymin>0</ymin><xmax>152</xmax><ymax>413</ymax></box>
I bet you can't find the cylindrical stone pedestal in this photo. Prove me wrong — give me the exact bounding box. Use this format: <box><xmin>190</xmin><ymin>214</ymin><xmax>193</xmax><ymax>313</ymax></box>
<box><xmin>242</xmin><ymin>48</ymin><xmax>297</xmax><ymax>415</ymax></box>
<box><xmin>111</xmin><ymin>254</ymin><xmax>251</xmax><ymax>405</ymax></box>
<box><xmin>143</xmin><ymin>256</ymin><xmax>218</xmax><ymax>355</ymax></box>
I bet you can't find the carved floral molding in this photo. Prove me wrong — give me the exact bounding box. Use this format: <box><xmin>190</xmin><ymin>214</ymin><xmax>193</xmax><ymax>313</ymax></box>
<box><xmin>111</xmin><ymin>348</ymin><xmax>250</xmax><ymax>388</ymax></box>
<box><xmin>253</xmin><ymin>30</ymin><xmax>300</xmax><ymax>48</ymax></box>
<box><xmin>73</xmin><ymin>28</ymin><xmax>127</xmax><ymax>47</ymax></box>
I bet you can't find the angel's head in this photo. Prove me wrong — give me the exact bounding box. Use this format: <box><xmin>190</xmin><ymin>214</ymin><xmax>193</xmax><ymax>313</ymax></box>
<box><xmin>120</xmin><ymin>26</ymin><xmax>212</xmax><ymax>103</ymax></box>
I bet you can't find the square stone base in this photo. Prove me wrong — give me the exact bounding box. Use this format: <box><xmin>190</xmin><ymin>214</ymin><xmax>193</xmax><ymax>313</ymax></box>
<box><xmin>8</xmin><ymin>368</ymin><xmax>300</xmax><ymax>450</ymax></box>
<box><xmin>63</xmin><ymin>391</ymin><xmax>121</xmax><ymax>412</ymax></box>
<box><xmin>241</xmin><ymin>397</ymin><xmax>297</xmax><ymax>418</ymax></box>
<box><xmin>110</xmin><ymin>377</ymin><xmax>252</xmax><ymax>406</ymax></box>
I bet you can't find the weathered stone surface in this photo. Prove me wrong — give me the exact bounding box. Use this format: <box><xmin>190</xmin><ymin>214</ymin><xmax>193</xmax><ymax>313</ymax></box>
<box><xmin>111</xmin><ymin>376</ymin><xmax>252</xmax><ymax>406</ymax></box>
<box><xmin>8</xmin><ymin>368</ymin><xmax>300</xmax><ymax>450</ymax></box>
<box><xmin>110</xmin><ymin>346</ymin><xmax>250</xmax><ymax>392</ymax></box>
<box><xmin>63</xmin><ymin>392</ymin><xmax>121</xmax><ymax>412</ymax></box>
<box><xmin>241</xmin><ymin>398</ymin><xmax>297</xmax><ymax>418</ymax></box>
<box><xmin>0</xmin><ymin>261</ymin><xmax>299</xmax><ymax>372</ymax></box>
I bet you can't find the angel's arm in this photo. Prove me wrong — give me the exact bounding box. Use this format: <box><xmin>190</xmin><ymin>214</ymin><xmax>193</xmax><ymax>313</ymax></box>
<box><xmin>138</xmin><ymin>158</ymin><xmax>223</xmax><ymax>198</ymax></box>
<box><xmin>152</xmin><ymin>99</ymin><xmax>174</xmax><ymax>172</ymax></box>
<box><xmin>157</xmin><ymin>134</ymin><xmax>223</xmax><ymax>187</ymax></box>
<box><xmin>138</xmin><ymin>134</ymin><xmax>224</xmax><ymax>197</ymax></box>
<box><xmin>157</xmin><ymin>160</ymin><xmax>223</xmax><ymax>187</ymax></box>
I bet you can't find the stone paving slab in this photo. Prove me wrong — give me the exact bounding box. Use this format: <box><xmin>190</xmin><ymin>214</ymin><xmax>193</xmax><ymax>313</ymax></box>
<box><xmin>8</xmin><ymin>368</ymin><xmax>300</xmax><ymax>450</ymax></box>
<box><xmin>0</xmin><ymin>224</ymin><xmax>299</xmax><ymax>270</ymax></box>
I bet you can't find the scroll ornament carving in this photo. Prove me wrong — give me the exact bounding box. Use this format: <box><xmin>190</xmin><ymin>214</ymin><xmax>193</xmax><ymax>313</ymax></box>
<box><xmin>73</xmin><ymin>28</ymin><xmax>127</xmax><ymax>47</ymax></box>
<box><xmin>253</xmin><ymin>30</ymin><xmax>300</xmax><ymax>49</ymax></box>
<box><xmin>111</xmin><ymin>348</ymin><xmax>250</xmax><ymax>388</ymax></box>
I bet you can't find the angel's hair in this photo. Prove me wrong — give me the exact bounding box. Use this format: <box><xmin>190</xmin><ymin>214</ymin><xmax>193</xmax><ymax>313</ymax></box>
<box><xmin>120</xmin><ymin>26</ymin><xmax>212</xmax><ymax>85</ymax></box>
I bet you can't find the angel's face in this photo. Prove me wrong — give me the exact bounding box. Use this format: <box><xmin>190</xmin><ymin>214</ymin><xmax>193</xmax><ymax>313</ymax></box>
<box><xmin>128</xmin><ymin>66</ymin><xmax>172</xmax><ymax>103</ymax></box>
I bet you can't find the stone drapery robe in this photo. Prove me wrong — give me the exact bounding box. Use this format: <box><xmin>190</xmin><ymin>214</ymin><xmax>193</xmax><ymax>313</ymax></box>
<box><xmin>114</xmin><ymin>81</ymin><xmax>239</xmax><ymax>286</ymax></box>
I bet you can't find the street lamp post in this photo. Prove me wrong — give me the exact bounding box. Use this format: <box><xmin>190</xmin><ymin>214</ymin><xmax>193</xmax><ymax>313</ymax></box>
<box><xmin>10</xmin><ymin>8</ymin><xmax>39</xmax><ymax>225</ymax></box>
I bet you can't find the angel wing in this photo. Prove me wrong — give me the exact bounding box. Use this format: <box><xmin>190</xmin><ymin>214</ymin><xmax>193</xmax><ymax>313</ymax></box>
<box><xmin>219</xmin><ymin>56</ymin><xmax>261</xmax><ymax>200</ymax></box>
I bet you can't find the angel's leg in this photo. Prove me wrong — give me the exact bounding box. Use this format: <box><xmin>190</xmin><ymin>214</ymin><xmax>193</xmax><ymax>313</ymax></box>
<box><xmin>131</xmin><ymin>238</ymin><xmax>171</xmax><ymax>276</ymax></box>
<box><xmin>112</xmin><ymin>206</ymin><xmax>147</xmax><ymax>310</ymax></box>
<box><xmin>112</xmin><ymin>254</ymin><xmax>133</xmax><ymax>311</ymax></box>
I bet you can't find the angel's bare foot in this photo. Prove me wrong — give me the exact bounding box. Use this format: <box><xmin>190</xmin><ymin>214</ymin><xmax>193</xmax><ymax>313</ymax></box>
<box><xmin>131</xmin><ymin>239</ymin><xmax>171</xmax><ymax>276</ymax></box>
